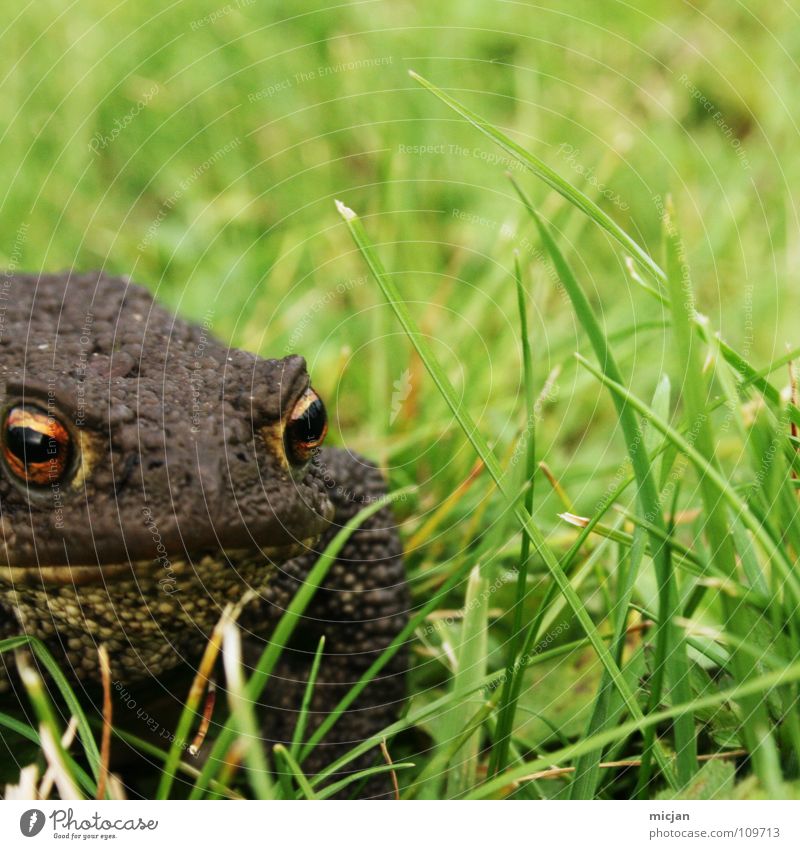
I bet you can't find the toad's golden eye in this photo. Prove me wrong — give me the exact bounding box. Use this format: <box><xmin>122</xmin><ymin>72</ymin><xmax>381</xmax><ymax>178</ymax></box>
<box><xmin>2</xmin><ymin>406</ymin><xmax>73</xmax><ymax>486</ymax></box>
<box><xmin>284</xmin><ymin>388</ymin><xmax>328</xmax><ymax>466</ymax></box>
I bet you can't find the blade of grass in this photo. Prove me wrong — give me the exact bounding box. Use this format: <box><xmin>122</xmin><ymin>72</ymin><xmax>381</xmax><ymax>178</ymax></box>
<box><xmin>574</xmin><ymin>355</ymin><xmax>800</xmax><ymax>606</ymax></box>
<box><xmin>469</xmin><ymin>659</ymin><xmax>800</xmax><ymax>799</ymax></box>
<box><xmin>413</xmin><ymin>699</ymin><xmax>496</xmax><ymax>800</ymax></box>
<box><xmin>559</xmin><ymin>511</ymin><xmax>709</xmax><ymax>577</ymax></box>
<box><xmin>21</xmin><ymin>638</ymin><xmax>103</xmax><ymax>784</ymax></box>
<box><xmin>289</xmin><ymin>635</ymin><xmax>326</xmax><ymax>760</ymax></box>
<box><xmin>315</xmin><ymin>761</ymin><xmax>415</xmax><ymax>800</ymax></box>
<box><xmin>662</xmin><ymin>202</ymin><xmax>781</xmax><ymax>795</ymax></box>
<box><xmin>647</xmin><ymin>376</ymin><xmax>672</xmax><ymax>485</ymax></box>
<box><xmin>508</xmin><ymin>185</ymin><xmax>696</xmax><ymax>785</ymax></box>
<box><xmin>273</xmin><ymin>744</ymin><xmax>316</xmax><ymax>799</ymax></box>
<box><xmin>492</xmin><ymin>436</ymin><xmax>694</xmax><ymax>775</ymax></box>
<box><xmin>570</xmin><ymin>526</ymin><xmax>646</xmax><ymax>797</ymax></box>
<box><xmin>444</xmin><ymin>565</ymin><xmax>489</xmax><ymax>798</ymax></box>
<box><xmin>510</xmin><ymin>468</ymin><xmax>642</xmax><ymax>687</ymax></box>
<box><xmin>409</xmin><ymin>70</ymin><xmax>800</xmax><ymax>431</ymax></box>
<box><xmin>0</xmin><ymin>710</ymin><xmax>40</xmax><ymax>744</ymax></box>
<box><xmin>309</xmin><ymin>633</ymin><xmax>625</xmax><ymax>791</ymax></box>
<box><xmin>490</xmin><ymin>252</ymin><xmax>537</xmax><ymax>776</ymax></box>
<box><xmin>730</xmin><ymin>515</ymin><xmax>769</xmax><ymax>597</ymax></box>
<box><xmin>0</xmin><ymin>636</ymin><xmax>33</xmax><ymax>652</ymax></box>
<box><xmin>335</xmin><ymin>199</ymin><xmax>679</xmax><ymax>789</ymax></box>
<box><xmin>407</xmin><ymin>71</ymin><xmax>662</xmax><ymax>284</ymax></box>
<box><xmin>305</xmin><ymin>622</ymin><xmax>800</xmax><ymax>801</ymax></box>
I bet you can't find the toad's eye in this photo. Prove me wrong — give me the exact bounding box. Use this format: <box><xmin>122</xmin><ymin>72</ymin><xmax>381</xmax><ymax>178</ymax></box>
<box><xmin>284</xmin><ymin>388</ymin><xmax>328</xmax><ymax>465</ymax></box>
<box><xmin>2</xmin><ymin>406</ymin><xmax>73</xmax><ymax>486</ymax></box>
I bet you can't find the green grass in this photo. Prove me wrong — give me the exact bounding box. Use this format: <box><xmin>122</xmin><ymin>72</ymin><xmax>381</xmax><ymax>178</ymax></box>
<box><xmin>2</xmin><ymin>0</ymin><xmax>800</xmax><ymax>800</ymax></box>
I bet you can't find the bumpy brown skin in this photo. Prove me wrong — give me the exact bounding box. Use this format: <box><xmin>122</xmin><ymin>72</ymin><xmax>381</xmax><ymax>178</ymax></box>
<box><xmin>242</xmin><ymin>448</ymin><xmax>409</xmax><ymax>794</ymax></box>
<box><xmin>0</xmin><ymin>272</ymin><xmax>408</xmax><ymax>798</ymax></box>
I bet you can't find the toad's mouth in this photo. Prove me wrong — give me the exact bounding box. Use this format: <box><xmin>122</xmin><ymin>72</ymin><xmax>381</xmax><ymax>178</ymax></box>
<box><xmin>0</xmin><ymin>481</ymin><xmax>335</xmax><ymax>584</ymax></box>
<box><xmin>0</xmin><ymin>535</ymin><xmax>320</xmax><ymax>587</ymax></box>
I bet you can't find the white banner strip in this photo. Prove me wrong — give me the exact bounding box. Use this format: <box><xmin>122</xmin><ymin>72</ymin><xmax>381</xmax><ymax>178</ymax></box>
<box><xmin>0</xmin><ymin>799</ymin><xmax>797</xmax><ymax>848</ymax></box>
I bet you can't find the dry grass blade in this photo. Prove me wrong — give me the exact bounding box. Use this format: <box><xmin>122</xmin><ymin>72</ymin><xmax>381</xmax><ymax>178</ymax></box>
<box><xmin>515</xmin><ymin>749</ymin><xmax>748</xmax><ymax>784</ymax></box>
<box><xmin>5</xmin><ymin>765</ymin><xmax>40</xmax><ymax>800</ymax></box>
<box><xmin>157</xmin><ymin>599</ymin><xmax>245</xmax><ymax>799</ymax></box>
<box><xmin>15</xmin><ymin>651</ymin><xmax>85</xmax><ymax>799</ymax></box>
<box><xmin>189</xmin><ymin>680</ymin><xmax>217</xmax><ymax>757</ymax></box>
<box><xmin>39</xmin><ymin>717</ymin><xmax>79</xmax><ymax>800</ymax></box>
<box><xmin>223</xmin><ymin>620</ymin><xmax>274</xmax><ymax>799</ymax></box>
<box><xmin>39</xmin><ymin>725</ymin><xmax>81</xmax><ymax>800</ymax></box>
<box><xmin>380</xmin><ymin>738</ymin><xmax>400</xmax><ymax>800</ymax></box>
<box><xmin>96</xmin><ymin>645</ymin><xmax>112</xmax><ymax>801</ymax></box>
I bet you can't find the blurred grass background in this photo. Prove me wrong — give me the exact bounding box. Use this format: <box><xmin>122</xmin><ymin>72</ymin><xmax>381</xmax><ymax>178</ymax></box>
<box><xmin>2</xmin><ymin>0</ymin><xmax>799</xmax><ymax>797</ymax></box>
<box><xmin>2</xmin><ymin>0</ymin><xmax>795</xmax><ymax>528</ymax></box>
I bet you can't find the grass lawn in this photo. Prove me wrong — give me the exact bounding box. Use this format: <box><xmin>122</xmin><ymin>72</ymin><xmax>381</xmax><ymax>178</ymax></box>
<box><xmin>1</xmin><ymin>0</ymin><xmax>799</xmax><ymax>799</ymax></box>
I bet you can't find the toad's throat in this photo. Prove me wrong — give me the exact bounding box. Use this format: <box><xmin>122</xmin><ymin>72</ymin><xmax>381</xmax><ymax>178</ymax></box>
<box><xmin>0</xmin><ymin>542</ymin><xmax>314</xmax><ymax>681</ymax></box>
